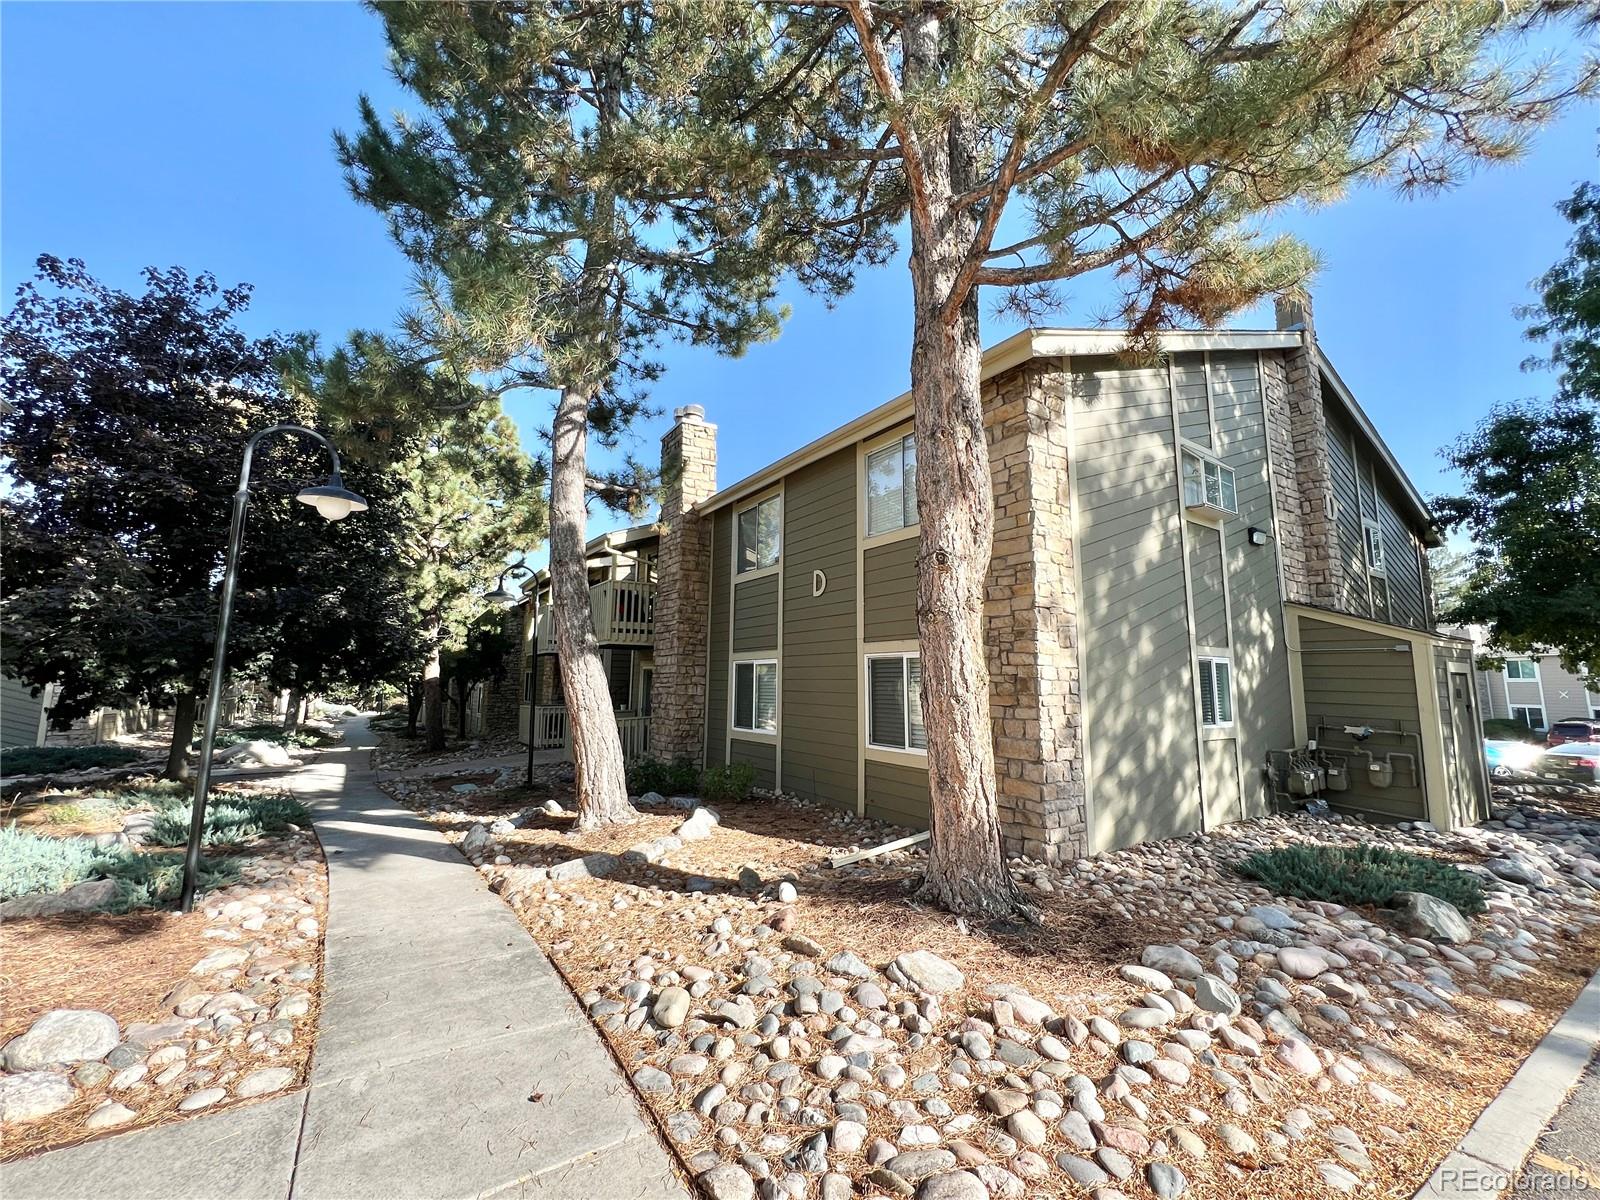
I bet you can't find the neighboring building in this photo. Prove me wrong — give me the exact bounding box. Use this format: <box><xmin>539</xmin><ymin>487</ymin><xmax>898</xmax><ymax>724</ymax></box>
<box><xmin>531</xmin><ymin>298</ymin><xmax>1490</xmax><ymax>858</ymax></box>
<box><xmin>516</xmin><ymin>523</ymin><xmax>659</xmax><ymax>762</ymax></box>
<box><xmin>2</xmin><ymin>674</ymin><xmax>51</xmax><ymax>748</ymax></box>
<box><xmin>1474</xmin><ymin>652</ymin><xmax>1600</xmax><ymax>732</ymax></box>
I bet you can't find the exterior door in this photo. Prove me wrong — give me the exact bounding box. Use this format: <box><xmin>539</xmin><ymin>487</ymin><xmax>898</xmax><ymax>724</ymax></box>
<box><xmin>1446</xmin><ymin>668</ymin><xmax>1487</xmax><ymax>825</ymax></box>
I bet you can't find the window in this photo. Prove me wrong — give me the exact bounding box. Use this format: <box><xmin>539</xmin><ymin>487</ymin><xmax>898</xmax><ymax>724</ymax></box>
<box><xmin>521</xmin><ymin>668</ymin><xmax>533</xmax><ymax>703</ymax></box>
<box><xmin>1197</xmin><ymin>656</ymin><xmax>1234</xmax><ymax>727</ymax></box>
<box><xmin>867</xmin><ymin>654</ymin><xmax>926</xmax><ymax>751</ymax></box>
<box><xmin>1511</xmin><ymin>704</ymin><xmax>1545</xmax><ymax>731</ymax></box>
<box><xmin>866</xmin><ymin>434</ymin><xmax>918</xmax><ymax>536</ymax></box>
<box><xmin>1181</xmin><ymin>450</ymin><xmax>1237</xmax><ymax>514</ymax></box>
<box><xmin>733</xmin><ymin>660</ymin><xmax>777</xmax><ymax>734</ymax></box>
<box><xmin>1362</xmin><ymin>519</ymin><xmax>1386</xmax><ymax>576</ymax></box>
<box><xmin>737</xmin><ymin>495</ymin><xmax>781</xmax><ymax>573</ymax></box>
<box><xmin>1505</xmin><ymin>659</ymin><xmax>1538</xmax><ymax>682</ymax></box>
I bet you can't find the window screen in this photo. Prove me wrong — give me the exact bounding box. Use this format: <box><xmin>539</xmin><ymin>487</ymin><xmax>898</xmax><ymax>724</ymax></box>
<box><xmin>866</xmin><ymin>435</ymin><xmax>918</xmax><ymax>536</ymax></box>
<box><xmin>737</xmin><ymin>496</ymin><xmax>781</xmax><ymax>573</ymax></box>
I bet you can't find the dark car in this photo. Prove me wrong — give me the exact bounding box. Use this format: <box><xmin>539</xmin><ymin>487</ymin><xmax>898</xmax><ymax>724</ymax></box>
<box><xmin>1546</xmin><ymin>718</ymin><xmax>1600</xmax><ymax>748</ymax></box>
<box><xmin>1542</xmin><ymin>742</ymin><xmax>1600</xmax><ymax>785</ymax></box>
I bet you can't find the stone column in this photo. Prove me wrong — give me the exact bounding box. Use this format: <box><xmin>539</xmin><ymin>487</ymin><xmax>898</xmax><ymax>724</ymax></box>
<box><xmin>983</xmin><ymin>359</ymin><xmax>1087</xmax><ymax>863</ymax></box>
<box><xmin>1273</xmin><ymin>295</ymin><xmax>1338</xmax><ymax>606</ymax></box>
<box><xmin>652</xmin><ymin>405</ymin><xmax>717</xmax><ymax>761</ymax></box>
<box><xmin>480</xmin><ymin>607</ymin><xmax>526</xmax><ymax>741</ymax></box>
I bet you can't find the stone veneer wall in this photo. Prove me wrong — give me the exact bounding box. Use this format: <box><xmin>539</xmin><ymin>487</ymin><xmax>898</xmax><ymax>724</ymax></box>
<box><xmin>652</xmin><ymin>406</ymin><xmax>718</xmax><ymax>761</ymax></box>
<box><xmin>1273</xmin><ymin>298</ymin><xmax>1339</xmax><ymax>608</ymax></box>
<box><xmin>983</xmin><ymin>358</ymin><xmax>1087</xmax><ymax>862</ymax></box>
<box><xmin>480</xmin><ymin>607</ymin><xmax>528</xmax><ymax>741</ymax></box>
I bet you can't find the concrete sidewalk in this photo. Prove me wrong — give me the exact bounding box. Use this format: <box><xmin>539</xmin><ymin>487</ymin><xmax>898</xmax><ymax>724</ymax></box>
<box><xmin>4</xmin><ymin>718</ymin><xmax>685</xmax><ymax>1200</ymax></box>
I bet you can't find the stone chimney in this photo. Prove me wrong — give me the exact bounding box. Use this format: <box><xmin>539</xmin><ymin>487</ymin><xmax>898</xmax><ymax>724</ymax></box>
<box><xmin>652</xmin><ymin>405</ymin><xmax>717</xmax><ymax>761</ymax></box>
<box><xmin>1261</xmin><ymin>292</ymin><xmax>1338</xmax><ymax>606</ymax></box>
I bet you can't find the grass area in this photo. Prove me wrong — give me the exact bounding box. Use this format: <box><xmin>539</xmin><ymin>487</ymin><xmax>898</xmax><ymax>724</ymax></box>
<box><xmin>143</xmin><ymin>791</ymin><xmax>309</xmax><ymax>847</ymax></box>
<box><xmin>1</xmin><ymin>745</ymin><xmax>143</xmax><ymax>776</ymax></box>
<box><xmin>1483</xmin><ymin>718</ymin><xmax>1545</xmax><ymax>743</ymax></box>
<box><xmin>2</xmin><ymin>823</ymin><xmax>244</xmax><ymax>913</ymax></box>
<box><xmin>208</xmin><ymin>723</ymin><xmax>341</xmax><ymax>750</ymax></box>
<box><xmin>1236</xmin><ymin>842</ymin><xmax>1487</xmax><ymax>915</ymax></box>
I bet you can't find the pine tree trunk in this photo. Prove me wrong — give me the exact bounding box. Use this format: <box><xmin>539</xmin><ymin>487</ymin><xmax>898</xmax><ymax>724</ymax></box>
<box><xmin>902</xmin><ymin>8</ymin><xmax>1026</xmax><ymax>920</ymax></box>
<box><xmin>423</xmin><ymin>641</ymin><xmax>446</xmax><ymax>752</ymax></box>
<box><xmin>164</xmin><ymin>688</ymin><xmax>199</xmax><ymax>782</ymax></box>
<box><xmin>284</xmin><ymin>686</ymin><xmax>304</xmax><ymax>733</ymax></box>
<box><xmin>552</xmin><ymin>383</ymin><xmax>634</xmax><ymax>831</ymax></box>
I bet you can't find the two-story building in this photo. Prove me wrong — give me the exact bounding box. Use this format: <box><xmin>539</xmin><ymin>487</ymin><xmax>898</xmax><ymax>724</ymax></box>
<box><xmin>533</xmin><ymin>298</ymin><xmax>1489</xmax><ymax>858</ymax></box>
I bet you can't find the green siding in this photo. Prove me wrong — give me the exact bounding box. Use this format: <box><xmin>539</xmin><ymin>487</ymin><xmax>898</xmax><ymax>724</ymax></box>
<box><xmin>863</xmin><ymin>538</ymin><xmax>918</xmax><ymax>642</ymax></box>
<box><xmin>1212</xmin><ymin>351</ymin><xmax>1294</xmax><ymax>820</ymax></box>
<box><xmin>731</xmin><ymin>738</ymin><xmax>777</xmax><ymax>791</ymax></box>
<box><xmin>864</xmin><ymin>758</ymin><xmax>929</xmax><ymax>829</ymax></box>
<box><xmin>1297</xmin><ymin>616</ymin><xmax>1427</xmax><ymax>821</ymax></box>
<box><xmin>704</xmin><ymin>509</ymin><xmax>732</xmax><ymax>768</ymax></box>
<box><xmin>781</xmin><ymin>448</ymin><xmax>859</xmax><ymax>813</ymax></box>
<box><xmin>733</xmin><ymin>573</ymin><xmax>779</xmax><ymax>653</ymax></box>
<box><xmin>1074</xmin><ymin>358</ymin><xmax>1203</xmax><ymax>852</ymax></box>
<box><xmin>1187</xmin><ymin>522</ymin><xmax>1228</xmax><ymax>648</ymax></box>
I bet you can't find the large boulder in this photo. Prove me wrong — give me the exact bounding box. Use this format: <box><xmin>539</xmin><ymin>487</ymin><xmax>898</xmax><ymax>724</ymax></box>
<box><xmin>1141</xmin><ymin>944</ymin><xmax>1204</xmax><ymax>980</ymax></box>
<box><xmin>891</xmin><ymin>950</ymin><xmax>965</xmax><ymax>995</ymax></box>
<box><xmin>214</xmin><ymin>739</ymin><xmax>293</xmax><ymax>768</ymax></box>
<box><xmin>1393</xmin><ymin>891</ymin><xmax>1472</xmax><ymax>943</ymax></box>
<box><xmin>0</xmin><ymin>1072</ymin><xmax>76</xmax><ymax>1123</ymax></box>
<box><xmin>2</xmin><ymin>1010</ymin><xmax>120</xmax><ymax>1071</ymax></box>
<box><xmin>0</xmin><ymin>879</ymin><xmax>119</xmax><ymax>920</ymax></box>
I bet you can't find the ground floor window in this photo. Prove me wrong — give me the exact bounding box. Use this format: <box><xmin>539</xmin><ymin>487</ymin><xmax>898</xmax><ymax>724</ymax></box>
<box><xmin>733</xmin><ymin>660</ymin><xmax>777</xmax><ymax>734</ymax></box>
<box><xmin>1197</xmin><ymin>656</ymin><xmax>1234</xmax><ymax>727</ymax></box>
<box><xmin>867</xmin><ymin>653</ymin><xmax>926</xmax><ymax>751</ymax></box>
<box><xmin>1511</xmin><ymin>704</ymin><xmax>1545</xmax><ymax>730</ymax></box>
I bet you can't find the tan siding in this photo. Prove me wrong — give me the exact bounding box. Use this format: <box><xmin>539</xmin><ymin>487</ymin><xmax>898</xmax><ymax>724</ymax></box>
<box><xmin>863</xmin><ymin>538</ymin><xmax>918</xmax><ymax>642</ymax></box>
<box><xmin>864</xmin><ymin>758</ymin><xmax>929</xmax><ymax>829</ymax></box>
<box><xmin>732</xmin><ymin>574</ymin><xmax>779</xmax><ymax>653</ymax></box>
<box><xmin>1074</xmin><ymin>358</ymin><xmax>1202</xmax><ymax>852</ymax></box>
<box><xmin>1212</xmin><ymin>351</ymin><xmax>1295</xmax><ymax>819</ymax></box>
<box><xmin>781</xmin><ymin>447</ymin><xmax>859</xmax><ymax>813</ymax></box>
<box><xmin>1297</xmin><ymin>616</ymin><xmax>1426</xmax><ymax>821</ymax></box>
<box><xmin>1200</xmin><ymin>740</ymin><xmax>1240</xmax><ymax>827</ymax></box>
<box><xmin>1175</xmin><ymin>360</ymin><xmax>1211</xmax><ymax>448</ymax></box>
<box><xmin>730</xmin><ymin>738</ymin><xmax>777</xmax><ymax>791</ymax></box>
<box><xmin>1187</xmin><ymin>522</ymin><xmax>1228</xmax><ymax>648</ymax></box>
<box><xmin>704</xmin><ymin>510</ymin><xmax>732</xmax><ymax>768</ymax></box>
<box><xmin>1</xmin><ymin>675</ymin><xmax>45</xmax><ymax>748</ymax></box>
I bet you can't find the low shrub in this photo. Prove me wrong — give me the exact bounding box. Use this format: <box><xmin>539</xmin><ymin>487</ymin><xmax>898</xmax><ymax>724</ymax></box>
<box><xmin>41</xmin><ymin>800</ymin><xmax>116</xmax><ymax>825</ymax></box>
<box><xmin>99</xmin><ymin>852</ymin><xmax>242</xmax><ymax>913</ymax></box>
<box><xmin>144</xmin><ymin>791</ymin><xmax>310</xmax><ymax>847</ymax></box>
<box><xmin>1482</xmin><ymin>718</ymin><xmax>1544</xmax><ymax>743</ymax></box>
<box><xmin>700</xmin><ymin>762</ymin><xmax>757</xmax><ymax>805</ymax></box>
<box><xmin>1</xmin><ymin>745</ymin><xmax>142</xmax><ymax>776</ymax></box>
<box><xmin>0</xmin><ymin>824</ymin><xmax>107</xmax><ymax>901</ymax></box>
<box><xmin>104</xmin><ymin>779</ymin><xmax>192</xmax><ymax>809</ymax></box>
<box><xmin>1236</xmin><ymin>842</ymin><xmax>1486</xmax><ymax>915</ymax></box>
<box><xmin>628</xmin><ymin>755</ymin><xmax>702</xmax><ymax>798</ymax></box>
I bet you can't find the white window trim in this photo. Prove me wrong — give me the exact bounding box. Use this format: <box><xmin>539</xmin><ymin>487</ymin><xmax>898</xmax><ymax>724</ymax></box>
<box><xmin>861</xmin><ymin>424</ymin><xmax>920</xmax><ymax>548</ymax></box>
<box><xmin>1503</xmin><ymin>658</ymin><xmax>1540</xmax><ymax>683</ymax></box>
<box><xmin>1197</xmin><ymin>654</ymin><xmax>1235</xmax><ymax>729</ymax></box>
<box><xmin>865</xmin><ymin>651</ymin><xmax>926</xmax><ymax>758</ymax></box>
<box><xmin>734</xmin><ymin>491</ymin><xmax>782</xmax><ymax>580</ymax></box>
<box><xmin>1362</xmin><ymin>517</ymin><xmax>1387</xmax><ymax>577</ymax></box>
<box><xmin>1180</xmin><ymin>442</ymin><xmax>1238</xmax><ymax>517</ymax></box>
<box><xmin>731</xmin><ymin>657</ymin><xmax>778</xmax><ymax>738</ymax></box>
<box><xmin>1510</xmin><ymin>703</ymin><xmax>1545</xmax><ymax>731</ymax></box>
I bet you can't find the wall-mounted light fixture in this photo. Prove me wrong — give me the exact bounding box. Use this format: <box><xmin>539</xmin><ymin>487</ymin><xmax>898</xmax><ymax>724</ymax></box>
<box><xmin>1246</xmin><ymin>526</ymin><xmax>1269</xmax><ymax>546</ymax></box>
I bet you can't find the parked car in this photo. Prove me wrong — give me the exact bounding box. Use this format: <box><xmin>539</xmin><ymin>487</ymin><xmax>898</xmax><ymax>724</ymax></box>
<box><xmin>1542</xmin><ymin>742</ymin><xmax>1600</xmax><ymax>785</ymax></box>
<box><xmin>1484</xmin><ymin>739</ymin><xmax>1545</xmax><ymax>778</ymax></box>
<box><xmin>1546</xmin><ymin>718</ymin><xmax>1600</xmax><ymax>748</ymax></box>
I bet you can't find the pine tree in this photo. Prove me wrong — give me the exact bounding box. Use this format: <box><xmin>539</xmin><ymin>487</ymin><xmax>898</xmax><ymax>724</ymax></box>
<box><xmin>746</xmin><ymin>0</ymin><xmax>1593</xmax><ymax>916</ymax></box>
<box><xmin>337</xmin><ymin>0</ymin><xmax>892</xmax><ymax>827</ymax></box>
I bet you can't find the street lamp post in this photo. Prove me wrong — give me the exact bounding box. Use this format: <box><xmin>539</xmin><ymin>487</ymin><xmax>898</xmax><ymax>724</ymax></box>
<box><xmin>484</xmin><ymin>561</ymin><xmax>532</xmax><ymax>785</ymax></box>
<box><xmin>179</xmin><ymin>424</ymin><xmax>367</xmax><ymax>914</ymax></box>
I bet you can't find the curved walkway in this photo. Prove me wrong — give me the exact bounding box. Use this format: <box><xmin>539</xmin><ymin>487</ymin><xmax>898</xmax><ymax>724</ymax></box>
<box><xmin>5</xmin><ymin>719</ymin><xmax>685</xmax><ymax>1200</ymax></box>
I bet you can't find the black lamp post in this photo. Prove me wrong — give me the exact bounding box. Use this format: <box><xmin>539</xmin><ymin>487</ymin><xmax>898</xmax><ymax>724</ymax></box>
<box><xmin>483</xmin><ymin>561</ymin><xmax>532</xmax><ymax>783</ymax></box>
<box><xmin>179</xmin><ymin>424</ymin><xmax>367</xmax><ymax>914</ymax></box>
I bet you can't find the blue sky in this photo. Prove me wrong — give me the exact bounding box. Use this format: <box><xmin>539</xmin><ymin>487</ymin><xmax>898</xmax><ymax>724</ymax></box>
<box><xmin>3</xmin><ymin>2</ymin><xmax>1594</xmax><ymax>562</ymax></box>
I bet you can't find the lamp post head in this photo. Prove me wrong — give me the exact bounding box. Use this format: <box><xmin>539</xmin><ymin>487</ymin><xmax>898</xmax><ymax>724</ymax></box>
<box><xmin>485</xmin><ymin>583</ymin><xmax>521</xmax><ymax>609</ymax></box>
<box><xmin>296</xmin><ymin>471</ymin><xmax>369</xmax><ymax>522</ymax></box>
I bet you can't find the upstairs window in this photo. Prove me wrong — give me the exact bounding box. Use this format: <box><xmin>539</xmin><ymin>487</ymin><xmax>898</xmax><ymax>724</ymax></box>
<box><xmin>737</xmin><ymin>495</ymin><xmax>781</xmax><ymax>574</ymax></box>
<box><xmin>1182</xmin><ymin>450</ymin><xmax>1237</xmax><ymax>515</ymax></box>
<box><xmin>733</xmin><ymin>660</ymin><xmax>778</xmax><ymax>734</ymax></box>
<box><xmin>1362</xmin><ymin>519</ymin><xmax>1386</xmax><ymax>576</ymax></box>
<box><xmin>1505</xmin><ymin>659</ymin><xmax>1538</xmax><ymax>682</ymax></box>
<box><xmin>867</xmin><ymin>653</ymin><xmax>926</xmax><ymax>751</ymax></box>
<box><xmin>866</xmin><ymin>434</ymin><xmax>918</xmax><ymax>536</ymax></box>
<box><xmin>1197</xmin><ymin>656</ymin><xmax>1234</xmax><ymax>728</ymax></box>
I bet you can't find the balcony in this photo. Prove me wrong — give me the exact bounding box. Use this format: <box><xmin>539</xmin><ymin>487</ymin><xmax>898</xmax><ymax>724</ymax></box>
<box><xmin>535</xmin><ymin>579</ymin><xmax>655</xmax><ymax>647</ymax></box>
<box><xmin>527</xmin><ymin>705</ymin><xmax>651</xmax><ymax>761</ymax></box>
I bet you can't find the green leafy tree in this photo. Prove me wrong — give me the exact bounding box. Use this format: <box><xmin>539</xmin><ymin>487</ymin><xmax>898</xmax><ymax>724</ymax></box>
<box><xmin>0</xmin><ymin>256</ymin><xmax>304</xmax><ymax>778</ymax></box>
<box><xmin>1437</xmin><ymin>182</ymin><xmax>1600</xmax><ymax>685</ymax></box>
<box><xmin>441</xmin><ymin>614</ymin><xmax>517</xmax><ymax>739</ymax></box>
<box><xmin>286</xmin><ymin>332</ymin><xmax>547</xmax><ymax>750</ymax></box>
<box><xmin>728</xmin><ymin>0</ymin><xmax>1591</xmax><ymax>917</ymax></box>
<box><xmin>337</xmin><ymin>0</ymin><xmax>892</xmax><ymax>828</ymax></box>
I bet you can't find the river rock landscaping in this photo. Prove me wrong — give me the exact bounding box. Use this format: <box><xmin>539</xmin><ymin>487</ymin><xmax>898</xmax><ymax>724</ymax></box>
<box><xmin>381</xmin><ymin>745</ymin><xmax>1600</xmax><ymax>1200</ymax></box>
<box><xmin>0</xmin><ymin>779</ymin><xmax>327</xmax><ymax>1159</ymax></box>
